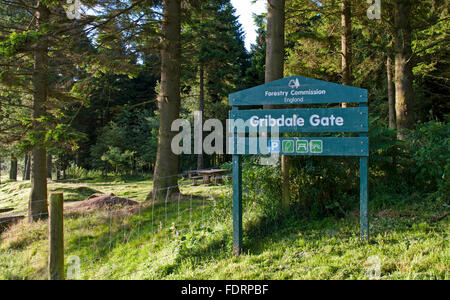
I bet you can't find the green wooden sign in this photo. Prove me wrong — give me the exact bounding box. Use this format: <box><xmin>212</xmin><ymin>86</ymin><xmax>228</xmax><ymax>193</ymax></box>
<box><xmin>229</xmin><ymin>75</ymin><xmax>368</xmax><ymax>106</ymax></box>
<box><xmin>229</xmin><ymin>76</ymin><xmax>369</xmax><ymax>256</ymax></box>
<box><xmin>230</xmin><ymin>107</ymin><xmax>368</xmax><ymax>133</ymax></box>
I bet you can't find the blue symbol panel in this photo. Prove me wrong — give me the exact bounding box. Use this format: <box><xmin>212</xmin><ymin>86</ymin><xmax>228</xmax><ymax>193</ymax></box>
<box><xmin>269</xmin><ymin>140</ymin><xmax>281</xmax><ymax>153</ymax></box>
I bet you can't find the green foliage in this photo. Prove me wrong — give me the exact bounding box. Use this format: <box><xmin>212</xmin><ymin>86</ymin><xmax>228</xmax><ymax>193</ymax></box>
<box><xmin>46</xmin><ymin>123</ymin><xmax>86</xmax><ymax>151</ymax></box>
<box><xmin>181</xmin><ymin>0</ymin><xmax>249</xmax><ymax>113</ymax></box>
<box><xmin>405</xmin><ymin>121</ymin><xmax>450</xmax><ymax>196</ymax></box>
<box><xmin>244</xmin><ymin>14</ymin><xmax>266</xmax><ymax>87</ymax></box>
<box><xmin>0</xmin><ymin>31</ymin><xmax>41</xmax><ymax>57</ymax></box>
<box><xmin>70</xmin><ymin>70</ymin><xmax>158</xmax><ymax>171</ymax></box>
<box><xmin>65</xmin><ymin>165</ymin><xmax>103</xmax><ymax>180</ymax></box>
<box><xmin>242</xmin><ymin>161</ymin><xmax>283</xmax><ymax>220</ymax></box>
<box><xmin>101</xmin><ymin>146</ymin><xmax>135</xmax><ymax>175</ymax></box>
<box><xmin>368</xmin><ymin>120</ymin><xmax>449</xmax><ymax>203</ymax></box>
<box><xmin>238</xmin><ymin>121</ymin><xmax>449</xmax><ymax>220</ymax></box>
<box><xmin>240</xmin><ymin>156</ymin><xmax>359</xmax><ymax>220</ymax></box>
<box><xmin>89</xmin><ymin>110</ymin><xmax>158</xmax><ymax>174</ymax></box>
<box><xmin>368</xmin><ymin>122</ymin><xmax>405</xmax><ymax>188</ymax></box>
<box><xmin>284</xmin><ymin>0</ymin><xmax>448</xmax><ymax>123</ymax></box>
<box><xmin>290</xmin><ymin>157</ymin><xmax>359</xmax><ymax>217</ymax></box>
<box><xmin>177</xmin><ymin>224</ymin><xmax>216</xmax><ymax>256</ymax></box>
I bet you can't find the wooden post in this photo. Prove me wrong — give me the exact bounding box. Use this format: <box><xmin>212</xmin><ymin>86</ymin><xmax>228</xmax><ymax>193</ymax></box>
<box><xmin>49</xmin><ymin>193</ymin><xmax>64</xmax><ymax>280</ymax></box>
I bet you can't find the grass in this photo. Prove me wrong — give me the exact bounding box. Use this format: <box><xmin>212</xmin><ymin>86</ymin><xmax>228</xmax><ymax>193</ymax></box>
<box><xmin>0</xmin><ymin>176</ymin><xmax>154</xmax><ymax>213</ymax></box>
<box><xmin>0</xmin><ymin>176</ymin><xmax>448</xmax><ymax>280</ymax></box>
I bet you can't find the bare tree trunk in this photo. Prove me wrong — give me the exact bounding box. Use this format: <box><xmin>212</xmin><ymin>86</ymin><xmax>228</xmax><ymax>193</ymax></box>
<box><xmin>23</xmin><ymin>155</ymin><xmax>28</xmax><ymax>180</ymax></box>
<box><xmin>151</xmin><ymin>0</ymin><xmax>181</xmax><ymax>200</ymax></box>
<box><xmin>29</xmin><ymin>2</ymin><xmax>49</xmax><ymax>222</ymax></box>
<box><xmin>47</xmin><ymin>153</ymin><xmax>52</xmax><ymax>180</ymax></box>
<box><xmin>265</xmin><ymin>0</ymin><xmax>285</xmax><ymax>86</ymax></box>
<box><xmin>394</xmin><ymin>0</ymin><xmax>415</xmax><ymax>139</ymax></box>
<box><xmin>0</xmin><ymin>156</ymin><xmax>2</xmax><ymax>185</ymax></box>
<box><xmin>341</xmin><ymin>0</ymin><xmax>352</xmax><ymax>108</ymax></box>
<box><xmin>25</xmin><ymin>153</ymin><xmax>31</xmax><ymax>180</ymax></box>
<box><xmin>265</xmin><ymin>0</ymin><xmax>290</xmax><ymax>213</ymax></box>
<box><xmin>9</xmin><ymin>155</ymin><xmax>18</xmax><ymax>181</ymax></box>
<box><xmin>197</xmin><ymin>65</ymin><xmax>205</xmax><ymax>170</ymax></box>
<box><xmin>387</xmin><ymin>55</ymin><xmax>396</xmax><ymax>129</ymax></box>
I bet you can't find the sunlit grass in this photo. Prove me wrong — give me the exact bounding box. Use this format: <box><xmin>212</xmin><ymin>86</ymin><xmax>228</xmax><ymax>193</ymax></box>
<box><xmin>0</xmin><ymin>177</ymin><xmax>448</xmax><ymax>280</ymax></box>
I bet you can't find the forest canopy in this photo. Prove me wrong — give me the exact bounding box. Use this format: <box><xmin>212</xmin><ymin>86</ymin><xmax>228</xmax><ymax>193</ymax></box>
<box><xmin>0</xmin><ymin>0</ymin><xmax>448</xmax><ymax>217</ymax></box>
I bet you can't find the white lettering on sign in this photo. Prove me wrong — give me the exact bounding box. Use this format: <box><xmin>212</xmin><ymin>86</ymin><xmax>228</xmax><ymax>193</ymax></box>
<box><xmin>249</xmin><ymin>114</ymin><xmax>344</xmax><ymax>128</ymax></box>
<box><xmin>290</xmin><ymin>89</ymin><xmax>326</xmax><ymax>96</ymax></box>
<box><xmin>309</xmin><ymin>115</ymin><xmax>344</xmax><ymax>127</ymax></box>
<box><xmin>264</xmin><ymin>89</ymin><xmax>327</xmax><ymax>98</ymax></box>
<box><xmin>265</xmin><ymin>91</ymin><xmax>289</xmax><ymax>97</ymax></box>
<box><xmin>263</xmin><ymin>89</ymin><xmax>327</xmax><ymax>104</ymax></box>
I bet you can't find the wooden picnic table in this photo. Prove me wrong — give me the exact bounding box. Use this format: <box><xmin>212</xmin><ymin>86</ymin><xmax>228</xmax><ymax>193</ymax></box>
<box><xmin>197</xmin><ymin>169</ymin><xmax>228</xmax><ymax>185</ymax></box>
<box><xmin>186</xmin><ymin>169</ymin><xmax>209</xmax><ymax>179</ymax></box>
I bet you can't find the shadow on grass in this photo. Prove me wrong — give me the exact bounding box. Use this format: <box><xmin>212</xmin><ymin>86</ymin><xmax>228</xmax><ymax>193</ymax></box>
<box><xmin>242</xmin><ymin>197</ymin><xmax>449</xmax><ymax>256</ymax></box>
<box><xmin>50</xmin><ymin>186</ymin><xmax>103</xmax><ymax>202</ymax></box>
<box><xmin>55</xmin><ymin>175</ymin><xmax>154</xmax><ymax>185</ymax></box>
<box><xmin>61</xmin><ymin>193</ymin><xmax>209</xmax><ymax>273</ymax></box>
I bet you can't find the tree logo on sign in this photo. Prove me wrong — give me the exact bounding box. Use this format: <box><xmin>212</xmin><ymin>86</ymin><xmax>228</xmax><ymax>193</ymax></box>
<box><xmin>288</xmin><ymin>78</ymin><xmax>301</xmax><ymax>89</ymax></box>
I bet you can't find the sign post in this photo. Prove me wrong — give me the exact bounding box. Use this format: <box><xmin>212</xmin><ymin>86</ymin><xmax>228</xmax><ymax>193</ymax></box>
<box><xmin>232</xmin><ymin>107</ymin><xmax>243</xmax><ymax>256</ymax></box>
<box><xmin>360</xmin><ymin>103</ymin><xmax>369</xmax><ymax>241</ymax></box>
<box><xmin>229</xmin><ymin>76</ymin><xmax>369</xmax><ymax>256</ymax></box>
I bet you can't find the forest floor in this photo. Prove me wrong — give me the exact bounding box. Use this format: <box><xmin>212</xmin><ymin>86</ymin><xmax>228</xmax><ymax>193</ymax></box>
<box><xmin>0</xmin><ymin>176</ymin><xmax>448</xmax><ymax>280</ymax></box>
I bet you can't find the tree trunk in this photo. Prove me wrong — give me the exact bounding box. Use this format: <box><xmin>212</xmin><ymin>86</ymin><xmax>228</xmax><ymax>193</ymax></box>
<box><xmin>23</xmin><ymin>155</ymin><xmax>28</xmax><ymax>180</ymax></box>
<box><xmin>47</xmin><ymin>154</ymin><xmax>52</xmax><ymax>180</ymax></box>
<box><xmin>265</xmin><ymin>0</ymin><xmax>290</xmax><ymax>213</ymax></box>
<box><xmin>197</xmin><ymin>65</ymin><xmax>205</xmax><ymax>170</ymax></box>
<box><xmin>25</xmin><ymin>153</ymin><xmax>31</xmax><ymax>180</ymax></box>
<box><xmin>0</xmin><ymin>156</ymin><xmax>2</xmax><ymax>185</ymax></box>
<box><xmin>265</xmin><ymin>0</ymin><xmax>285</xmax><ymax>86</ymax></box>
<box><xmin>394</xmin><ymin>0</ymin><xmax>415</xmax><ymax>139</ymax></box>
<box><xmin>151</xmin><ymin>0</ymin><xmax>182</xmax><ymax>201</ymax></box>
<box><xmin>9</xmin><ymin>155</ymin><xmax>18</xmax><ymax>181</ymax></box>
<box><xmin>341</xmin><ymin>0</ymin><xmax>352</xmax><ymax>108</ymax></box>
<box><xmin>29</xmin><ymin>2</ymin><xmax>49</xmax><ymax>222</ymax></box>
<box><xmin>387</xmin><ymin>55</ymin><xmax>396</xmax><ymax>129</ymax></box>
